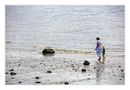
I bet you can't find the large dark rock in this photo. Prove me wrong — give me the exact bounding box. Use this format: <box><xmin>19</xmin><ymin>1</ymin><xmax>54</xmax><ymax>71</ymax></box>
<box><xmin>83</xmin><ymin>60</ymin><xmax>90</xmax><ymax>65</ymax></box>
<box><xmin>42</xmin><ymin>48</ymin><xmax>55</xmax><ymax>54</ymax></box>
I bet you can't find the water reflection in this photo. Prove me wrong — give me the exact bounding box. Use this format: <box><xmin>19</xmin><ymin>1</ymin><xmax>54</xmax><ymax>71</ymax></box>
<box><xmin>95</xmin><ymin>61</ymin><xmax>105</xmax><ymax>85</ymax></box>
<box><xmin>43</xmin><ymin>53</ymin><xmax>55</xmax><ymax>57</ymax></box>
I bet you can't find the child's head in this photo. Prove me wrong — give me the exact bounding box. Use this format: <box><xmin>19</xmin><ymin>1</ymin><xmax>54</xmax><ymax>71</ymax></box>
<box><xmin>96</xmin><ymin>37</ymin><xmax>100</xmax><ymax>41</ymax></box>
<box><xmin>102</xmin><ymin>45</ymin><xmax>105</xmax><ymax>49</ymax></box>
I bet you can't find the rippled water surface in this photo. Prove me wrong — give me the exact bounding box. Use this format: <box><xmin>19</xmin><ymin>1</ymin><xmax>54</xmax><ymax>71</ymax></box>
<box><xmin>6</xmin><ymin>5</ymin><xmax>124</xmax><ymax>52</ymax></box>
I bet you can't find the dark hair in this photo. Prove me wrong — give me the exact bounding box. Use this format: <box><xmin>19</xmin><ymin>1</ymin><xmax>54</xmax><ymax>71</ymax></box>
<box><xmin>96</xmin><ymin>37</ymin><xmax>100</xmax><ymax>40</ymax></box>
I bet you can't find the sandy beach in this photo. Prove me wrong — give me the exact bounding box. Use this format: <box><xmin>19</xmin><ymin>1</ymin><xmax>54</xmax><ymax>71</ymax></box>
<box><xmin>5</xmin><ymin>47</ymin><xmax>125</xmax><ymax>85</ymax></box>
<box><xmin>5</xmin><ymin>6</ymin><xmax>125</xmax><ymax>85</ymax></box>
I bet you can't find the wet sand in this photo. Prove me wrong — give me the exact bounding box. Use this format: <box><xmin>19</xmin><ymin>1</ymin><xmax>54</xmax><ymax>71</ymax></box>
<box><xmin>5</xmin><ymin>48</ymin><xmax>125</xmax><ymax>85</ymax></box>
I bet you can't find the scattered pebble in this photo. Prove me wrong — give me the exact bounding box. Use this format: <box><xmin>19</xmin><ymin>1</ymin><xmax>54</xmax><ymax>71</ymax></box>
<box><xmin>94</xmin><ymin>67</ymin><xmax>96</xmax><ymax>69</ymax></box>
<box><xmin>35</xmin><ymin>76</ymin><xmax>40</xmax><ymax>79</ymax></box>
<box><xmin>81</xmin><ymin>69</ymin><xmax>86</xmax><ymax>72</ymax></box>
<box><xmin>121</xmin><ymin>69</ymin><xmax>124</xmax><ymax>72</ymax></box>
<box><xmin>97</xmin><ymin>70</ymin><xmax>99</xmax><ymax>72</ymax></box>
<box><xmin>71</xmin><ymin>64</ymin><xmax>75</xmax><ymax>67</ymax></box>
<box><xmin>35</xmin><ymin>81</ymin><xmax>41</xmax><ymax>84</ymax></box>
<box><xmin>18</xmin><ymin>81</ymin><xmax>22</xmax><ymax>84</ymax></box>
<box><xmin>18</xmin><ymin>64</ymin><xmax>20</xmax><ymax>67</ymax></box>
<box><xmin>10</xmin><ymin>72</ymin><xmax>17</xmax><ymax>76</ymax></box>
<box><xmin>5</xmin><ymin>72</ymin><xmax>8</xmax><ymax>74</ymax></box>
<box><xmin>64</xmin><ymin>82</ymin><xmax>69</xmax><ymax>85</ymax></box>
<box><xmin>9</xmin><ymin>69</ymin><xmax>14</xmax><ymax>72</ymax></box>
<box><xmin>47</xmin><ymin>71</ymin><xmax>52</xmax><ymax>73</ymax></box>
<box><xmin>119</xmin><ymin>65</ymin><xmax>121</xmax><ymax>68</ymax></box>
<box><xmin>113</xmin><ymin>74</ymin><xmax>116</xmax><ymax>76</ymax></box>
<box><xmin>87</xmin><ymin>78</ymin><xmax>91</xmax><ymax>80</ymax></box>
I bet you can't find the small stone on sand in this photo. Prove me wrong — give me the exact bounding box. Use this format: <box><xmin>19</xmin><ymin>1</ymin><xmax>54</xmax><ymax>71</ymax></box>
<box><xmin>113</xmin><ymin>74</ymin><xmax>116</xmax><ymax>76</ymax></box>
<box><xmin>94</xmin><ymin>67</ymin><xmax>96</xmax><ymax>69</ymax></box>
<box><xmin>10</xmin><ymin>72</ymin><xmax>17</xmax><ymax>76</ymax></box>
<box><xmin>81</xmin><ymin>69</ymin><xmax>86</xmax><ymax>72</ymax></box>
<box><xmin>87</xmin><ymin>78</ymin><xmax>91</xmax><ymax>80</ymax></box>
<box><xmin>35</xmin><ymin>76</ymin><xmax>40</xmax><ymax>79</ymax></box>
<box><xmin>97</xmin><ymin>70</ymin><xmax>99</xmax><ymax>72</ymax></box>
<box><xmin>35</xmin><ymin>81</ymin><xmax>41</xmax><ymax>83</ymax></box>
<box><xmin>47</xmin><ymin>71</ymin><xmax>52</xmax><ymax>73</ymax></box>
<box><xmin>121</xmin><ymin>69</ymin><xmax>124</xmax><ymax>72</ymax></box>
<box><xmin>19</xmin><ymin>81</ymin><xmax>22</xmax><ymax>83</ymax></box>
<box><xmin>18</xmin><ymin>64</ymin><xmax>20</xmax><ymax>67</ymax></box>
<box><xmin>64</xmin><ymin>82</ymin><xmax>69</xmax><ymax>85</ymax></box>
<box><xmin>9</xmin><ymin>69</ymin><xmax>14</xmax><ymax>72</ymax></box>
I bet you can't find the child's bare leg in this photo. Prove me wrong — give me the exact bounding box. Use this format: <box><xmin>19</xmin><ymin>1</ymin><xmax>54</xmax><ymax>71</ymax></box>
<box><xmin>103</xmin><ymin>55</ymin><xmax>105</xmax><ymax>59</ymax></box>
<box><xmin>102</xmin><ymin>54</ymin><xmax>105</xmax><ymax>64</ymax></box>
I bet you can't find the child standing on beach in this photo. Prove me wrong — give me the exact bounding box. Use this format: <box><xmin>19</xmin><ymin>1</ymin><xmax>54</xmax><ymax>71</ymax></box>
<box><xmin>95</xmin><ymin>37</ymin><xmax>103</xmax><ymax>62</ymax></box>
<box><xmin>102</xmin><ymin>45</ymin><xmax>105</xmax><ymax>59</ymax></box>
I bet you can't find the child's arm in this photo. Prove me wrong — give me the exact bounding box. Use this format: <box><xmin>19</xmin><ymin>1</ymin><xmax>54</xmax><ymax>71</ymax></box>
<box><xmin>95</xmin><ymin>42</ymin><xmax>98</xmax><ymax>50</ymax></box>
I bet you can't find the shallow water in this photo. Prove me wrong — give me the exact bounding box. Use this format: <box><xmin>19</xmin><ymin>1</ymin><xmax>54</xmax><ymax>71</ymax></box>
<box><xmin>6</xmin><ymin>5</ymin><xmax>124</xmax><ymax>52</ymax></box>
